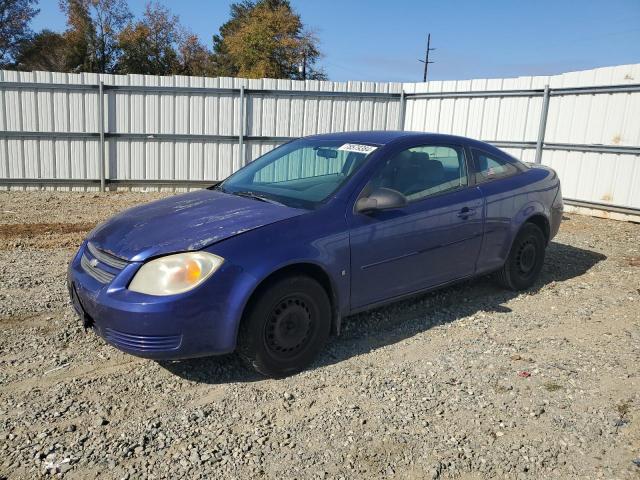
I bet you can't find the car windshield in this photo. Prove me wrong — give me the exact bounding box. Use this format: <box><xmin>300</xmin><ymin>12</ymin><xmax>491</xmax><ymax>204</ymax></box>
<box><xmin>216</xmin><ymin>138</ymin><xmax>377</xmax><ymax>209</ymax></box>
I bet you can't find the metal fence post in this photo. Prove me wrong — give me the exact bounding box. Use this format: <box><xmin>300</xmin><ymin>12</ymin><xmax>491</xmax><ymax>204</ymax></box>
<box><xmin>398</xmin><ymin>90</ymin><xmax>406</xmax><ymax>130</ymax></box>
<box><xmin>535</xmin><ymin>84</ymin><xmax>550</xmax><ymax>164</ymax></box>
<box><xmin>98</xmin><ymin>80</ymin><xmax>105</xmax><ymax>191</ymax></box>
<box><xmin>238</xmin><ymin>85</ymin><xmax>245</xmax><ymax>170</ymax></box>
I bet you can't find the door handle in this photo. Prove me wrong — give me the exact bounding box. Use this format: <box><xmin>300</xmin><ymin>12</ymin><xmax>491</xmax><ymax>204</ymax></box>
<box><xmin>457</xmin><ymin>207</ymin><xmax>477</xmax><ymax>219</ymax></box>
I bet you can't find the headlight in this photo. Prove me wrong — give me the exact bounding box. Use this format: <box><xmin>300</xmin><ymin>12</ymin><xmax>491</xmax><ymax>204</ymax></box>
<box><xmin>129</xmin><ymin>252</ymin><xmax>224</xmax><ymax>296</ymax></box>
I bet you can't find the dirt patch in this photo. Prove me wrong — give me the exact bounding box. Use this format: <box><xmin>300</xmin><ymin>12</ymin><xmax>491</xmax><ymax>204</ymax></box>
<box><xmin>0</xmin><ymin>222</ymin><xmax>95</xmax><ymax>238</ymax></box>
<box><xmin>627</xmin><ymin>256</ymin><xmax>640</xmax><ymax>267</ymax></box>
<box><xmin>0</xmin><ymin>222</ymin><xmax>96</xmax><ymax>251</ymax></box>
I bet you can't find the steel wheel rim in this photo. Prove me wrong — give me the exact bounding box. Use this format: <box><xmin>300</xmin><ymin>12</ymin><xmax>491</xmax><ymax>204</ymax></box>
<box><xmin>264</xmin><ymin>296</ymin><xmax>313</xmax><ymax>357</ymax></box>
<box><xmin>516</xmin><ymin>238</ymin><xmax>537</xmax><ymax>276</ymax></box>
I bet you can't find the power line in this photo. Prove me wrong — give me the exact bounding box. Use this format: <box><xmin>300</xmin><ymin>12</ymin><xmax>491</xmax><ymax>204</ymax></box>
<box><xmin>418</xmin><ymin>33</ymin><xmax>435</xmax><ymax>82</ymax></box>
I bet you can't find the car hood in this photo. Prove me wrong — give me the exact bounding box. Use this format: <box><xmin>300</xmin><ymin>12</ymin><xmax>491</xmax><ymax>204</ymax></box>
<box><xmin>88</xmin><ymin>189</ymin><xmax>305</xmax><ymax>262</ymax></box>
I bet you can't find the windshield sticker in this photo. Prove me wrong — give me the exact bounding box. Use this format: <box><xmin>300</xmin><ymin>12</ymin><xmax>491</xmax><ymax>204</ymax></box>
<box><xmin>338</xmin><ymin>143</ymin><xmax>378</xmax><ymax>154</ymax></box>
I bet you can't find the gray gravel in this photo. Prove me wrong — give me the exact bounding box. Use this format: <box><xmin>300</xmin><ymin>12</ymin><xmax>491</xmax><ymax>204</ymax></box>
<box><xmin>0</xmin><ymin>191</ymin><xmax>639</xmax><ymax>479</ymax></box>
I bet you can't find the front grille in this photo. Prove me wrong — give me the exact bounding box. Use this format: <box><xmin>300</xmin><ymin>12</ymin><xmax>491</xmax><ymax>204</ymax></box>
<box><xmin>80</xmin><ymin>243</ymin><xmax>129</xmax><ymax>285</ymax></box>
<box><xmin>87</xmin><ymin>242</ymin><xmax>128</xmax><ymax>269</ymax></box>
<box><xmin>81</xmin><ymin>254</ymin><xmax>115</xmax><ymax>283</ymax></box>
<box><xmin>104</xmin><ymin>328</ymin><xmax>182</xmax><ymax>352</ymax></box>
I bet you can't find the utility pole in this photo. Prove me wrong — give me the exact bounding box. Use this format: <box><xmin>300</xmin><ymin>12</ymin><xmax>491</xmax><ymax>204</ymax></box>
<box><xmin>418</xmin><ymin>33</ymin><xmax>435</xmax><ymax>82</ymax></box>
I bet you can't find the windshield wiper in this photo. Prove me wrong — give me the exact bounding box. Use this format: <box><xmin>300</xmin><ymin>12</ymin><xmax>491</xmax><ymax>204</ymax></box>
<box><xmin>233</xmin><ymin>190</ymin><xmax>284</xmax><ymax>206</ymax></box>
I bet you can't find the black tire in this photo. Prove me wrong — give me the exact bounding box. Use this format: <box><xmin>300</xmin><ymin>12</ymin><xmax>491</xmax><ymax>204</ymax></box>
<box><xmin>497</xmin><ymin>223</ymin><xmax>546</xmax><ymax>291</ymax></box>
<box><xmin>237</xmin><ymin>275</ymin><xmax>331</xmax><ymax>378</ymax></box>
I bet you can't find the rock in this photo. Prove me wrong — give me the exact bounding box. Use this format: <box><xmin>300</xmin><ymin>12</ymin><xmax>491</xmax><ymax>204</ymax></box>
<box><xmin>95</xmin><ymin>417</ymin><xmax>109</xmax><ymax>427</ymax></box>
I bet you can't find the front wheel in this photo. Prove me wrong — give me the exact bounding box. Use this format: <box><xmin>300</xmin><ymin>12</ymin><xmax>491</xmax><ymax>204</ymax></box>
<box><xmin>237</xmin><ymin>276</ymin><xmax>331</xmax><ymax>378</ymax></box>
<box><xmin>497</xmin><ymin>223</ymin><xmax>546</xmax><ymax>291</ymax></box>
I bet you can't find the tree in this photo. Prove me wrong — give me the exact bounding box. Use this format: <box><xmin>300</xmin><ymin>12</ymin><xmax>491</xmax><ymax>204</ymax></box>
<box><xmin>14</xmin><ymin>30</ymin><xmax>68</xmax><ymax>71</ymax></box>
<box><xmin>116</xmin><ymin>2</ymin><xmax>181</xmax><ymax>75</ymax></box>
<box><xmin>0</xmin><ymin>0</ymin><xmax>39</xmax><ymax>68</ymax></box>
<box><xmin>295</xmin><ymin>29</ymin><xmax>326</xmax><ymax>80</ymax></box>
<box><xmin>118</xmin><ymin>3</ymin><xmax>214</xmax><ymax>77</ymax></box>
<box><xmin>60</xmin><ymin>0</ymin><xmax>93</xmax><ymax>72</ymax></box>
<box><xmin>59</xmin><ymin>0</ymin><xmax>131</xmax><ymax>73</ymax></box>
<box><xmin>212</xmin><ymin>0</ymin><xmax>325</xmax><ymax>79</ymax></box>
<box><xmin>178</xmin><ymin>34</ymin><xmax>215</xmax><ymax>77</ymax></box>
<box><xmin>211</xmin><ymin>0</ymin><xmax>254</xmax><ymax>77</ymax></box>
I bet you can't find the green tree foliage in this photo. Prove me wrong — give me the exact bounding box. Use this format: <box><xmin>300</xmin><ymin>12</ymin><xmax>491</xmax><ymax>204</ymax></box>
<box><xmin>211</xmin><ymin>0</ymin><xmax>254</xmax><ymax>77</ymax></box>
<box><xmin>116</xmin><ymin>2</ymin><xmax>180</xmax><ymax>75</ymax></box>
<box><xmin>59</xmin><ymin>0</ymin><xmax>131</xmax><ymax>73</ymax></box>
<box><xmin>117</xmin><ymin>2</ymin><xmax>215</xmax><ymax>76</ymax></box>
<box><xmin>59</xmin><ymin>0</ymin><xmax>93</xmax><ymax>72</ymax></box>
<box><xmin>2</xmin><ymin>0</ymin><xmax>325</xmax><ymax>80</ymax></box>
<box><xmin>178</xmin><ymin>34</ymin><xmax>216</xmax><ymax>76</ymax></box>
<box><xmin>0</xmin><ymin>0</ymin><xmax>39</xmax><ymax>67</ymax></box>
<box><xmin>213</xmin><ymin>0</ymin><xmax>325</xmax><ymax>79</ymax></box>
<box><xmin>14</xmin><ymin>30</ymin><xmax>68</xmax><ymax>71</ymax></box>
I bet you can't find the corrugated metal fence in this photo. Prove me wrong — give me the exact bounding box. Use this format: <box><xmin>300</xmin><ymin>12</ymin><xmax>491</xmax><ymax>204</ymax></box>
<box><xmin>403</xmin><ymin>64</ymin><xmax>640</xmax><ymax>219</ymax></box>
<box><xmin>1</xmin><ymin>65</ymin><xmax>639</xmax><ymax>218</ymax></box>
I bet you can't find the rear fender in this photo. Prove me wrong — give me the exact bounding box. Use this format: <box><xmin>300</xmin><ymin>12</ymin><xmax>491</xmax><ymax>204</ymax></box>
<box><xmin>502</xmin><ymin>201</ymin><xmax>550</xmax><ymax>259</ymax></box>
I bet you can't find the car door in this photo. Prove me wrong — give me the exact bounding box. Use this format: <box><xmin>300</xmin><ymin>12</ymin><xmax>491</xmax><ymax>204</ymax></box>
<box><xmin>471</xmin><ymin>148</ymin><xmax>527</xmax><ymax>273</ymax></box>
<box><xmin>348</xmin><ymin>143</ymin><xmax>484</xmax><ymax>309</ymax></box>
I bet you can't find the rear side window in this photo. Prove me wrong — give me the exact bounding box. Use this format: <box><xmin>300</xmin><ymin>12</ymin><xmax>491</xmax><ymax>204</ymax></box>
<box><xmin>472</xmin><ymin>149</ymin><xmax>519</xmax><ymax>183</ymax></box>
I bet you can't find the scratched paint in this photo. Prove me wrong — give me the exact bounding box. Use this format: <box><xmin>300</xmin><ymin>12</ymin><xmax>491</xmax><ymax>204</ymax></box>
<box><xmin>89</xmin><ymin>189</ymin><xmax>305</xmax><ymax>261</ymax></box>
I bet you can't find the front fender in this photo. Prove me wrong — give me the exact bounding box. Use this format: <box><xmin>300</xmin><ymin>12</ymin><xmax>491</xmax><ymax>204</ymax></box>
<box><xmin>203</xmin><ymin>208</ymin><xmax>350</xmax><ymax>346</ymax></box>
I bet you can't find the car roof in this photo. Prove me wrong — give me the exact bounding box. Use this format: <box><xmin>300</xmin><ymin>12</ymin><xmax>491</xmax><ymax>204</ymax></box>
<box><xmin>304</xmin><ymin>130</ymin><xmax>492</xmax><ymax>149</ymax></box>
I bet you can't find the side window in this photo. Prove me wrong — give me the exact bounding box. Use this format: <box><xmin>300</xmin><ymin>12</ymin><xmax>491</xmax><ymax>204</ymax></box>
<box><xmin>473</xmin><ymin>150</ymin><xmax>519</xmax><ymax>183</ymax></box>
<box><xmin>370</xmin><ymin>145</ymin><xmax>468</xmax><ymax>202</ymax></box>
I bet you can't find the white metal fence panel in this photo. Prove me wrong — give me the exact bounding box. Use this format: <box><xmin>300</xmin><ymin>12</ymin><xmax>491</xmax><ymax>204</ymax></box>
<box><xmin>0</xmin><ymin>70</ymin><xmax>403</xmax><ymax>191</ymax></box>
<box><xmin>403</xmin><ymin>64</ymin><xmax>640</xmax><ymax>214</ymax></box>
<box><xmin>403</xmin><ymin>77</ymin><xmax>545</xmax><ymax>143</ymax></box>
<box><xmin>545</xmin><ymin>65</ymin><xmax>640</xmax><ymax>146</ymax></box>
<box><xmin>0</xmin><ymin>70</ymin><xmax>101</xmax><ymax>190</ymax></box>
<box><xmin>0</xmin><ymin>65</ymin><xmax>638</xmax><ymax>217</ymax></box>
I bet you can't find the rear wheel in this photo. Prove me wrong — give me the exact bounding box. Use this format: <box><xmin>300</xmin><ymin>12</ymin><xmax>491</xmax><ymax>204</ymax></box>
<box><xmin>497</xmin><ymin>223</ymin><xmax>546</xmax><ymax>291</ymax></box>
<box><xmin>238</xmin><ymin>276</ymin><xmax>331</xmax><ymax>378</ymax></box>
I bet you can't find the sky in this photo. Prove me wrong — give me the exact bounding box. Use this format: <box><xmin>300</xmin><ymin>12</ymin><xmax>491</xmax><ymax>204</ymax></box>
<box><xmin>31</xmin><ymin>0</ymin><xmax>640</xmax><ymax>82</ymax></box>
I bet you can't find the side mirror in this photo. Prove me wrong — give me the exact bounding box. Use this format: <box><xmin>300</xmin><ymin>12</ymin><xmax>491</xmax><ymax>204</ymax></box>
<box><xmin>355</xmin><ymin>187</ymin><xmax>408</xmax><ymax>213</ymax></box>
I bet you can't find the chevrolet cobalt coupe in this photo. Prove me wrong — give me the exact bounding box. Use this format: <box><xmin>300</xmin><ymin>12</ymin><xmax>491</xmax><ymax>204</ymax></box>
<box><xmin>68</xmin><ymin>131</ymin><xmax>562</xmax><ymax>377</ymax></box>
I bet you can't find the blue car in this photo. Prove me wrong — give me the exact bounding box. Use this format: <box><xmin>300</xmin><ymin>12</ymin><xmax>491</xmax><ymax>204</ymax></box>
<box><xmin>68</xmin><ymin>131</ymin><xmax>562</xmax><ymax>377</ymax></box>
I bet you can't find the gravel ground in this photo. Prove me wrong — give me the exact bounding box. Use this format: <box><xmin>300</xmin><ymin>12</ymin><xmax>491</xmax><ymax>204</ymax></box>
<box><xmin>0</xmin><ymin>191</ymin><xmax>639</xmax><ymax>479</ymax></box>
